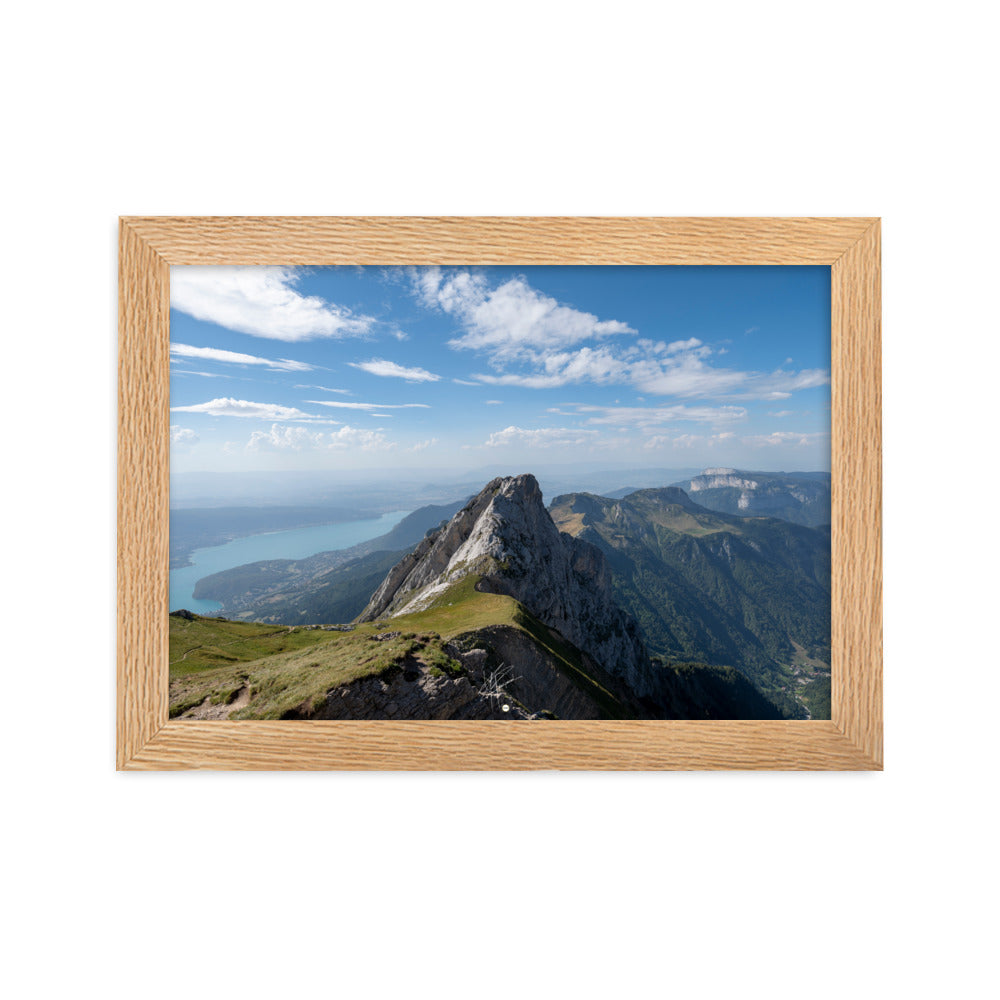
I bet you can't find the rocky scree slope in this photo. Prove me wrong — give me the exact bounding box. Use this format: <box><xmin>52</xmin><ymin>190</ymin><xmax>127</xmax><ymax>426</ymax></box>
<box><xmin>359</xmin><ymin>474</ymin><xmax>654</xmax><ymax>698</ymax></box>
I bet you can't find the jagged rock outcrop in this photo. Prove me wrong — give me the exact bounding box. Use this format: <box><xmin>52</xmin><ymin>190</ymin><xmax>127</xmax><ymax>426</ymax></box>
<box><xmin>310</xmin><ymin>655</ymin><xmax>501</xmax><ymax>720</ymax></box>
<box><xmin>359</xmin><ymin>474</ymin><xmax>655</xmax><ymax>697</ymax></box>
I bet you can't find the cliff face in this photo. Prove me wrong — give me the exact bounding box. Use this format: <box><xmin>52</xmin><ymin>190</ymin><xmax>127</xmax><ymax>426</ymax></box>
<box><xmin>359</xmin><ymin>474</ymin><xmax>654</xmax><ymax>697</ymax></box>
<box><xmin>688</xmin><ymin>471</ymin><xmax>760</xmax><ymax>492</ymax></box>
<box><xmin>679</xmin><ymin>468</ymin><xmax>831</xmax><ymax>527</ymax></box>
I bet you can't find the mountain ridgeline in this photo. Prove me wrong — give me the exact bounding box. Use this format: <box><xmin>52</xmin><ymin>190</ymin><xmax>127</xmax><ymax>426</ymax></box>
<box><xmin>170</xmin><ymin>472</ymin><xmax>830</xmax><ymax>722</ymax></box>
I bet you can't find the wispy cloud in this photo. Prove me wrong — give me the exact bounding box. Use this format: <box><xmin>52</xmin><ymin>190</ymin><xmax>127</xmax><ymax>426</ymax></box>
<box><xmin>742</xmin><ymin>430</ymin><xmax>829</xmax><ymax>447</ymax></box>
<box><xmin>171</xmin><ymin>342</ymin><xmax>313</xmax><ymax>372</ymax></box>
<box><xmin>170</xmin><ymin>266</ymin><xmax>373</xmax><ymax>342</ymax></box>
<box><xmin>643</xmin><ymin>433</ymin><xmax>714</xmax><ymax>449</ymax></box>
<box><xmin>307</xmin><ymin>400</ymin><xmax>431</xmax><ymax>411</ymax></box>
<box><xmin>295</xmin><ymin>384</ymin><xmax>352</xmax><ymax>394</ymax></box>
<box><xmin>485</xmin><ymin>399</ymin><xmax>503</xmax><ymax>405</ymax></box>
<box><xmin>570</xmin><ymin>403</ymin><xmax>748</xmax><ymax>427</ymax></box>
<box><xmin>170</xmin><ymin>397</ymin><xmax>339</xmax><ymax>423</ymax></box>
<box><xmin>470</xmin><ymin>337</ymin><xmax>829</xmax><ymax>402</ymax></box>
<box><xmin>170</xmin><ymin>367</ymin><xmax>233</xmax><ymax>379</ymax></box>
<box><xmin>484</xmin><ymin>425</ymin><xmax>601</xmax><ymax>449</ymax></box>
<box><xmin>347</xmin><ymin>358</ymin><xmax>440</xmax><ymax>382</ymax></box>
<box><xmin>409</xmin><ymin>438</ymin><xmax>439</xmax><ymax>452</ymax></box>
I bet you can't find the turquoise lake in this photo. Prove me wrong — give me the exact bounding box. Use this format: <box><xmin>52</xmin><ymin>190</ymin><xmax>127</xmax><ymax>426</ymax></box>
<box><xmin>169</xmin><ymin>510</ymin><xmax>412</xmax><ymax>615</ymax></box>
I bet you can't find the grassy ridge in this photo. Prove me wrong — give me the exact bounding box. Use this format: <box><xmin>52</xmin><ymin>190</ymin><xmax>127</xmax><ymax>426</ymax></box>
<box><xmin>168</xmin><ymin>616</ymin><xmax>337</xmax><ymax>675</ymax></box>
<box><xmin>170</xmin><ymin>618</ymin><xmax>461</xmax><ymax>719</ymax></box>
<box><xmin>169</xmin><ymin>576</ymin><xmax>618</xmax><ymax>720</ymax></box>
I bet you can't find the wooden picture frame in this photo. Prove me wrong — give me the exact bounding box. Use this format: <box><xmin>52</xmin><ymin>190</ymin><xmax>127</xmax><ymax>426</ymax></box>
<box><xmin>118</xmin><ymin>217</ymin><xmax>881</xmax><ymax>770</ymax></box>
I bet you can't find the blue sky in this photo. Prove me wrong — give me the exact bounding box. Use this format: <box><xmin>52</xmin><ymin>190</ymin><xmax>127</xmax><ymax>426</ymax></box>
<box><xmin>169</xmin><ymin>265</ymin><xmax>831</xmax><ymax>474</ymax></box>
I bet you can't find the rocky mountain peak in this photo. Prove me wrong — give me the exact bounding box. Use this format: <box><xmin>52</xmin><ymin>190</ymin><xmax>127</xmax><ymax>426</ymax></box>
<box><xmin>359</xmin><ymin>473</ymin><xmax>654</xmax><ymax>696</ymax></box>
<box><xmin>484</xmin><ymin>472</ymin><xmax>543</xmax><ymax>502</ymax></box>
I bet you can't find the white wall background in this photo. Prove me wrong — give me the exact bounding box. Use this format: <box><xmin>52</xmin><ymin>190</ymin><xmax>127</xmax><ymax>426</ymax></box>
<box><xmin>3</xmin><ymin>3</ymin><xmax>996</xmax><ymax>998</ymax></box>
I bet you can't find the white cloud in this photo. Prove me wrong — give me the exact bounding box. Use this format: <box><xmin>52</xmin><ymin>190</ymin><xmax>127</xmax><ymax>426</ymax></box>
<box><xmin>247</xmin><ymin>425</ymin><xmax>327</xmax><ymax>451</ymax></box>
<box><xmin>413</xmin><ymin>267</ymin><xmax>635</xmax><ymax>360</ymax></box>
<box><xmin>484</xmin><ymin>425</ymin><xmax>601</xmax><ymax>449</ymax></box>
<box><xmin>328</xmin><ymin>425</ymin><xmax>393</xmax><ymax>451</ymax></box>
<box><xmin>171</xmin><ymin>342</ymin><xmax>313</xmax><ymax>372</ymax></box>
<box><xmin>307</xmin><ymin>400</ymin><xmax>430</xmax><ymax>411</ymax></box>
<box><xmin>170</xmin><ymin>266</ymin><xmax>373</xmax><ymax>342</ymax></box>
<box><xmin>409</xmin><ymin>438</ymin><xmax>439</xmax><ymax>452</ymax></box>
<box><xmin>246</xmin><ymin>423</ymin><xmax>393</xmax><ymax>452</ymax></box>
<box><xmin>169</xmin><ymin>425</ymin><xmax>199</xmax><ymax>445</ymax></box>
<box><xmin>485</xmin><ymin>400</ymin><xmax>502</xmax><ymax>405</ymax></box>
<box><xmin>663</xmin><ymin>337</ymin><xmax>703</xmax><ymax>354</ymax></box>
<box><xmin>347</xmin><ymin>358</ymin><xmax>440</xmax><ymax>382</ymax></box>
<box><xmin>628</xmin><ymin>356</ymin><xmax>749</xmax><ymax>397</ymax></box>
<box><xmin>474</xmin><ymin>346</ymin><xmax>629</xmax><ymax>388</ymax></box>
<box><xmin>768</xmin><ymin>410</ymin><xmax>794</xmax><ymax>418</ymax></box>
<box><xmin>452</xmin><ymin>378</ymin><xmax>479</xmax><ymax>387</ymax></box>
<box><xmin>410</xmin><ymin>267</ymin><xmax>828</xmax><ymax>404</ymax></box>
<box><xmin>170</xmin><ymin>397</ymin><xmax>335</xmax><ymax>422</ymax></box>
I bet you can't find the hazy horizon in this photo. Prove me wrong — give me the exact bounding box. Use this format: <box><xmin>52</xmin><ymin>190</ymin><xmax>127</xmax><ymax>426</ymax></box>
<box><xmin>169</xmin><ymin>462</ymin><xmax>829</xmax><ymax>510</ymax></box>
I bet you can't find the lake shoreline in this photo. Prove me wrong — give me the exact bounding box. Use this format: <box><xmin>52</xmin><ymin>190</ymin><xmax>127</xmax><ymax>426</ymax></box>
<box><xmin>169</xmin><ymin>510</ymin><xmax>413</xmax><ymax>615</ymax></box>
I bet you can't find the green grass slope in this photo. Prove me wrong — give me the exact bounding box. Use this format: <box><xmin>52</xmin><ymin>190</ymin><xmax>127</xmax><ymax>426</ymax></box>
<box><xmin>168</xmin><ymin>576</ymin><xmax>630</xmax><ymax>720</ymax></box>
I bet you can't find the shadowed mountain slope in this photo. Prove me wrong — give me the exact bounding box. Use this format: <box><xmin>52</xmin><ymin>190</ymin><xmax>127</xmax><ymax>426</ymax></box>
<box><xmin>549</xmin><ymin>487</ymin><xmax>830</xmax><ymax>718</ymax></box>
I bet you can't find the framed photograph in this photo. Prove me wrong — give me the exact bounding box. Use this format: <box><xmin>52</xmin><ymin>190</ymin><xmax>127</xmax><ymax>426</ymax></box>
<box><xmin>118</xmin><ymin>217</ymin><xmax>881</xmax><ymax>770</ymax></box>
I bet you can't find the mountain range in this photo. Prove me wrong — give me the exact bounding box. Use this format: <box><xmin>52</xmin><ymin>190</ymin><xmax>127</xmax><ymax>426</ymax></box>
<box><xmin>170</xmin><ymin>471</ymin><xmax>830</xmax><ymax>722</ymax></box>
<box><xmin>549</xmin><ymin>486</ymin><xmax>830</xmax><ymax>717</ymax></box>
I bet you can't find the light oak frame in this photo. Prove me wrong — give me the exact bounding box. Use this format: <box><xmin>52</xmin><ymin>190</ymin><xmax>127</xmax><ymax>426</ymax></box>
<box><xmin>118</xmin><ymin>217</ymin><xmax>881</xmax><ymax>770</ymax></box>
